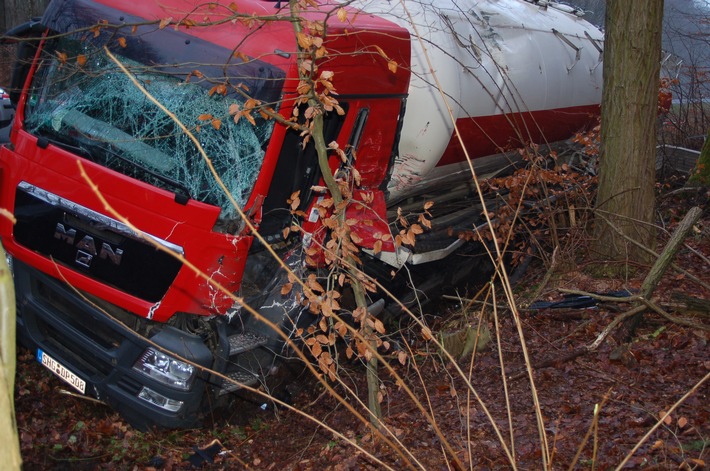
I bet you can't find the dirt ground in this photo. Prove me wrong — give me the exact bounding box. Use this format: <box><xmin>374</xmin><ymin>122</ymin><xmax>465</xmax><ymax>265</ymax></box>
<box><xmin>13</xmin><ymin>190</ymin><xmax>710</xmax><ymax>470</ymax></box>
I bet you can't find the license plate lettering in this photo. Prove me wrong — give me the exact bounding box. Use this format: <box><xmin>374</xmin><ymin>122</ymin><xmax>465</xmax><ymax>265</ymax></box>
<box><xmin>37</xmin><ymin>349</ymin><xmax>86</xmax><ymax>394</ymax></box>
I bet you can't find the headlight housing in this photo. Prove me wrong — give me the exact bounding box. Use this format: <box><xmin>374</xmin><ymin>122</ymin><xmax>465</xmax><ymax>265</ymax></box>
<box><xmin>132</xmin><ymin>347</ymin><xmax>196</xmax><ymax>390</ymax></box>
<box><xmin>137</xmin><ymin>386</ymin><xmax>184</xmax><ymax>412</ymax></box>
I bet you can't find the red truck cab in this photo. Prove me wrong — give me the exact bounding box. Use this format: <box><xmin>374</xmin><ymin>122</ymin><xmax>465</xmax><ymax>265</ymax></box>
<box><xmin>1</xmin><ymin>0</ymin><xmax>410</xmax><ymax>429</ymax></box>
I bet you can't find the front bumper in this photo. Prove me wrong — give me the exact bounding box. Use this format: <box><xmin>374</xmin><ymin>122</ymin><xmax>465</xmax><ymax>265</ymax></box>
<box><xmin>13</xmin><ymin>258</ymin><xmax>213</xmax><ymax>430</ymax></box>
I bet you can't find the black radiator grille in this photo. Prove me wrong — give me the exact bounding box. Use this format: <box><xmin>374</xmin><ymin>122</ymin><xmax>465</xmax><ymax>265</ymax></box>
<box><xmin>14</xmin><ymin>184</ymin><xmax>182</xmax><ymax>302</ymax></box>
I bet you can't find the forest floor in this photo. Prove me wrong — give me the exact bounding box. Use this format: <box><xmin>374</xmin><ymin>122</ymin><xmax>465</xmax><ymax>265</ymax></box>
<box><xmin>13</xmin><ymin>184</ymin><xmax>710</xmax><ymax>470</ymax></box>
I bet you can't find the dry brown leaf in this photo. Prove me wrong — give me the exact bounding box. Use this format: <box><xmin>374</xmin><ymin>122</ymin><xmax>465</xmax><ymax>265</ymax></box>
<box><xmin>297</xmin><ymin>32</ymin><xmax>312</xmax><ymax>49</ymax></box>
<box><xmin>422</xmin><ymin>326</ymin><xmax>433</xmax><ymax>340</ymax></box>
<box><xmin>660</xmin><ymin>411</ymin><xmax>672</xmax><ymax>425</ymax></box>
<box><xmin>410</xmin><ymin>224</ymin><xmax>424</xmax><ymax>235</ymax></box>
<box><xmin>373</xmin><ymin>240</ymin><xmax>383</xmax><ymax>255</ymax></box>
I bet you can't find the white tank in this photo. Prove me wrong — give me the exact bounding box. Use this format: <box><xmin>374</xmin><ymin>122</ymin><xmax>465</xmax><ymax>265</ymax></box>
<box><xmin>353</xmin><ymin>0</ymin><xmax>604</xmax><ymax>200</ymax></box>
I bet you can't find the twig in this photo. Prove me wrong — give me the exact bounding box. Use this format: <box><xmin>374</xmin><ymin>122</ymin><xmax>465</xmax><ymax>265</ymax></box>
<box><xmin>558</xmin><ymin>288</ymin><xmax>639</xmax><ymax>303</ymax></box>
<box><xmin>614</xmin><ymin>370</ymin><xmax>710</xmax><ymax>471</ymax></box>
<box><xmin>596</xmin><ymin>212</ymin><xmax>710</xmax><ymax>292</ymax></box>
<box><xmin>639</xmin><ymin>298</ymin><xmax>710</xmax><ymax>331</ymax></box>
<box><xmin>587</xmin><ymin>306</ymin><xmax>646</xmax><ymax>350</ymax></box>
<box><xmin>508</xmin><ymin>305</ymin><xmax>646</xmax><ymax>381</ymax></box>
<box><xmin>683</xmin><ymin>242</ymin><xmax>710</xmax><ymax>267</ymax></box>
<box><xmin>530</xmin><ymin>246</ymin><xmax>560</xmax><ymax>302</ymax></box>
<box><xmin>57</xmin><ymin>389</ymin><xmax>108</xmax><ymax>405</ymax></box>
<box><xmin>567</xmin><ymin>391</ymin><xmax>611</xmax><ymax>471</ymax></box>
<box><xmin>557</xmin><ymin>289</ymin><xmax>709</xmax><ymax>330</ymax></box>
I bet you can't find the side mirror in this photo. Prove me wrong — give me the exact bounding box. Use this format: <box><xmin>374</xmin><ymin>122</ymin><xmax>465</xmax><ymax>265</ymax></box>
<box><xmin>0</xmin><ymin>86</ymin><xmax>14</xmax><ymax>143</ymax></box>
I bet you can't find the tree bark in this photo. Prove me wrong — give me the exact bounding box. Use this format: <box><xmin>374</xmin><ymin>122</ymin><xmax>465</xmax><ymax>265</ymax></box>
<box><xmin>0</xmin><ymin>243</ymin><xmax>21</xmax><ymax>469</ymax></box>
<box><xmin>593</xmin><ymin>0</ymin><xmax>664</xmax><ymax>265</ymax></box>
<box><xmin>641</xmin><ymin>206</ymin><xmax>702</xmax><ymax>297</ymax></box>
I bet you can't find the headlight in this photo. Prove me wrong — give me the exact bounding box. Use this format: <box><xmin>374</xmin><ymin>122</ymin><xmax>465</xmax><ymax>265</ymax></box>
<box><xmin>132</xmin><ymin>348</ymin><xmax>196</xmax><ymax>390</ymax></box>
<box><xmin>137</xmin><ymin>386</ymin><xmax>184</xmax><ymax>412</ymax></box>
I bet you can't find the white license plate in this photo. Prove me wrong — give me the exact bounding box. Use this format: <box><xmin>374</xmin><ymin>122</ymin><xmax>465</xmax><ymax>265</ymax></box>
<box><xmin>37</xmin><ymin>349</ymin><xmax>86</xmax><ymax>394</ymax></box>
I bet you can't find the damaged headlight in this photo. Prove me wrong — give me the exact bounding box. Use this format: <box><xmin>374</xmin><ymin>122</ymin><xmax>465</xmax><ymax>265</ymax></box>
<box><xmin>132</xmin><ymin>348</ymin><xmax>196</xmax><ymax>391</ymax></box>
<box><xmin>137</xmin><ymin>386</ymin><xmax>184</xmax><ymax>412</ymax></box>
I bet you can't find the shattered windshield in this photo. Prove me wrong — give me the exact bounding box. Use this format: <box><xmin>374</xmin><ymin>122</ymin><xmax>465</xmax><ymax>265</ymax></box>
<box><xmin>24</xmin><ymin>35</ymin><xmax>280</xmax><ymax>222</ymax></box>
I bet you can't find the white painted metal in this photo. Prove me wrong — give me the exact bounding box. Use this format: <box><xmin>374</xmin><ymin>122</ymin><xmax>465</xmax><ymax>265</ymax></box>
<box><xmin>352</xmin><ymin>0</ymin><xmax>604</xmax><ymax>200</ymax></box>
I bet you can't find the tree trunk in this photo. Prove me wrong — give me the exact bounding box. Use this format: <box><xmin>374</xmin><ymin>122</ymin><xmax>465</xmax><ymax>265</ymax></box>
<box><xmin>593</xmin><ymin>0</ymin><xmax>664</xmax><ymax>265</ymax></box>
<box><xmin>0</xmin><ymin>243</ymin><xmax>21</xmax><ymax>469</ymax></box>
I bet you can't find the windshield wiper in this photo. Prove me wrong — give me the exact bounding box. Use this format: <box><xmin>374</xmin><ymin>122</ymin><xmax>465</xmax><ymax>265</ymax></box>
<box><xmin>98</xmin><ymin>144</ymin><xmax>192</xmax><ymax>203</ymax></box>
<box><xmin>33</xmin><ymin>126</ymin><xmax>192</xmax><ymax>204</ymax></box>
<box><xmin>34</xmin><ymin>131</ymin><xmax>95</xmax><ymax>161</ymax></box>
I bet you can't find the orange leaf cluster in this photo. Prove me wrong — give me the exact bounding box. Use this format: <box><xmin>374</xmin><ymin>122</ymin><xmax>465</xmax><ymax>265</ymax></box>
<box><xmin>467</xmin><ymin>148</ymin><xmax>597</xmax><ymax>266</ymax></box>
<box><xmin>394</xmin><ymin>202</ymin><xmax>433</xmax><ymax>248</ymax></box>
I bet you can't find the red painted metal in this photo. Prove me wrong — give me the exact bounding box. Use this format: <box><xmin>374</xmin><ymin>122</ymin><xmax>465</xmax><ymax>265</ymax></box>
<box><xmin>0</xmin><ymin>129</ymin><xmax>248</xmax><ymax>322</ymax></box>
<box><xmin>438</xmin><ymin>104</ymin><xmax>601</xmax><ymax>167</ymax></box>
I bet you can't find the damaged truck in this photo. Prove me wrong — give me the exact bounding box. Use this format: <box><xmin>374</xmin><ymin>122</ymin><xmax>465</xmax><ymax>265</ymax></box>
<box><xmin>0</xmin><ymin>0</ymin><xmax>603</xmax><ymax>429</ymax></box>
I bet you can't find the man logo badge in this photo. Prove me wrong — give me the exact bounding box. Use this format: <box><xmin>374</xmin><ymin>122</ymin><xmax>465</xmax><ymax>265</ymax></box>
<box><xmin>54</xmin><ymin>222</ymin><xmax>124</xmax><ymax>267</ymax></box>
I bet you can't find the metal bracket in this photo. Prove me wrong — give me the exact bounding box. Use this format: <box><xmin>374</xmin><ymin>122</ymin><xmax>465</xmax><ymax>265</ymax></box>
<box><xmin>552</xmin><ymin>28</ymin><xmax>582</xmax><ymax>73</ymax></box>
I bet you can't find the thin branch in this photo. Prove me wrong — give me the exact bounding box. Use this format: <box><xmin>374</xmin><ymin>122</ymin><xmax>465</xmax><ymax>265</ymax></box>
<box><xmin>639</xmin><ymin>298</ymin><xmax>710</xmax><ymax>331</ymax></box>
<box><xmin>614</xmin><ymin>370</ymin><xmax>710</xmax><ymax>471</ymax></box>
<box><xmin>595</xmin><ymin>212</ymin><xmax>710</xmax><ymax>292</ymax></box>
<box><xmin>587</xmin><ymin>306</ymin><xmax>647</xmax><ymax>351</ymax></box>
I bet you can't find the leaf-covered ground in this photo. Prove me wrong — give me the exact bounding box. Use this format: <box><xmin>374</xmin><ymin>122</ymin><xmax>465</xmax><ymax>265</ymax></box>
<box><xmin>14</xmin><ymin>191</ymin><xmax>710</xmax><ymax>470</ymax></box>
